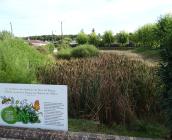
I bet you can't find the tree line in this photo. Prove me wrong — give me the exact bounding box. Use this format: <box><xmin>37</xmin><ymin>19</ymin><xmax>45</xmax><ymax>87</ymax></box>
<box><xmin>25</xmin><ymin>14</ymin><xmax>172</xmax><ymax>49</ymax></box>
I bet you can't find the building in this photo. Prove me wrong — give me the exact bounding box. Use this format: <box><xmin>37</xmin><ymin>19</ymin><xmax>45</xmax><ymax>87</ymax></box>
<box><xmin>28</xmin><ymin>39</ymin><xmax>49</xmax><ymax>47</ymax></box>
<box><xmin>70</xmin><ymin>40</ymin><xmax>78</xmax><ymax>47</ymax></box>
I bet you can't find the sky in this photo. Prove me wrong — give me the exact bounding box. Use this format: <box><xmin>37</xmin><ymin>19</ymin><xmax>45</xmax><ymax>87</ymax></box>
<box><xmin>0</xmin><ymin>0</ymin><xmax>172</xmax><ymax>37</ymax></box>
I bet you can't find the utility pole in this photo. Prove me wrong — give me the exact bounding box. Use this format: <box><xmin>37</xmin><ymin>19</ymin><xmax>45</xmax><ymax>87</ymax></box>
<box><xmin>10</xmin><ymin>22</ymin><xmax>13</xmax><ymax>35</ymax></box>
<box><xmin>61</xmin><ymin>21</ymin><xmax>63</xmax><ymax>43</ymax></box>
<box><xmin>52</xmin><ymin>31</ymin><xmax>54</xmax><ymax>43</ymax></box>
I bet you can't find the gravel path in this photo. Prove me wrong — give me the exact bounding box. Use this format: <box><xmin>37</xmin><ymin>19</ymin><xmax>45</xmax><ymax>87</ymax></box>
<box><xmin>0</xmin><ymin>126</ymin><xmax>164</xmax><ymax>140</ymax></box>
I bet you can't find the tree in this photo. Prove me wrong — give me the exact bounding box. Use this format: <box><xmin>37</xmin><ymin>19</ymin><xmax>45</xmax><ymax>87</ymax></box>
<box><xmin>102</xmin><ymin>30</ymin><xmax>114</xmax><ymax>47</ymax></box>
<box><xmin>156</xmin><ymin>14</ymin><xmax>172</xmax><ymax>45</ymax></box>
<box><xmin>159</xmin><ymin>32</ymin><xmax>172</xmax><ymax>139</ymax></box>
<box><xmin>158</xmin><ymin>15</ymin><xmax>172</xmax><ymax>139</ymax></box>
<box><xmin>115</xmin><ymin>31</ymin><xmax>129</xmax><ymax>45</ymax></box>
<box><xmin>132</xmin><ymin>24</ymin><xmax>158</xmax><ymax>48</ymax></box>
<box><xmin>76</xmin><ymin>31</ymin><xmax>89</xmax><ymax>44</ymax></box>
<box><xmin>88</xmin><ymin>32</ymin><xmax>99</xmax><ymax>46</ymax></box>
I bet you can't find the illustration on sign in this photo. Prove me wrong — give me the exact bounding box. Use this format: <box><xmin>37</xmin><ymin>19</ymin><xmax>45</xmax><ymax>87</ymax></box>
<box><xmin>1</xmin><ymin>97</ymin><xmax>42</xmax><ymax>124</ymax></box>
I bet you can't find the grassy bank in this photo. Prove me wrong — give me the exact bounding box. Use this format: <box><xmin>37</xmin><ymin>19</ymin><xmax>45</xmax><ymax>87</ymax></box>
<box><xmin>100</xmin><ymin>47</ymin><xmax>161</xmax><ymax>62</ymax></box>
<box><xmin>69</xmin><ymin>119</ymin><xmax>168</xmax><ymax>138</ymax></box>
<box><xmin>132</xmin><ymin>47</ymin><xmax>161</xmax><ymax>61</ymax></box>
<box><xmin>0</xmin><ymin>38</ymin><xmax>48</xmax><ymax>83</ymax></box>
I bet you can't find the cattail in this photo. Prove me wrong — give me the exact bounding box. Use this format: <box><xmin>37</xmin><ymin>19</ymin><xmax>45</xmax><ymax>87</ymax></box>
<box><xmin>37</xmin><ymin>53</ymin><xmax>162</xmax><ymax>125</ymax></box>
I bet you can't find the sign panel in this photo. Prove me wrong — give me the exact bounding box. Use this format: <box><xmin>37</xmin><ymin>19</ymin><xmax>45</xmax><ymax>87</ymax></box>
<box><xmin>0</xmin><ymin>83</ymin><xmax>68</xmax><ymax>131</ymax></box>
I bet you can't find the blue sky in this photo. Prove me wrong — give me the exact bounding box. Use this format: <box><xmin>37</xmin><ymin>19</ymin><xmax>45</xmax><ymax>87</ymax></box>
<box><xmin>0</xmin><ymin>0</ymin><xmax>172</xmax><ymax>37</ymax></box>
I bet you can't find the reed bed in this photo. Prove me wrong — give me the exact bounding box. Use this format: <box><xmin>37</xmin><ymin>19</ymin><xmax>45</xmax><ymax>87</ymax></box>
<box><xmin>37</xmin><ymin>53</ymin><xmax>162</xmax><ymax>126</ymax></box>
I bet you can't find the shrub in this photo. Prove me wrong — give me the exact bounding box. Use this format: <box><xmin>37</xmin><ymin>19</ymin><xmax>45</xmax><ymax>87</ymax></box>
<box><xmin>44</xmin><ymin>43</ymin><xmax>55</xmax><ymax>53</ymax></box>
<box><xmin>57</xmin><ymin>37</ymin><xmax>72</xmax><ymax>48</ymax></box>
<box><xmin>35</xmin><ymin>46</ymin><xmax>49</xmax><ymax>54</ymax></box>
<box><xmin>71</xmin><ymin>45</ymin><xmax>99</xmax><ymax>58</ymax></box>
<box><xmin>158</xmin><ymin>15</ymin><xmax>172</xmax><ymax>134</ymax></box>
<box><xmin>0</xmin><ymin>38</ymin><xmax>46</xmax><ymax>83</ymax></box>
<box><xmin>76</xmin><ymin>31</ymin><xmax>89</xmax><ymax>44</ymax></box>
<box><xmin>0</xmin><ymin>31</ymin><xmax>13</xmax><ymax>40</ymax></box>
<box><xmin>56</xmin><ymin>47</ymin><xmax>72</xmax><ymax>60</ymax></box>
<box><xmin>56</xmin><ymin>45</ymin><xmax>99</xmax><ymax>59</ymax></box>
<box><xmin>33</xmin><ymin>44</ymin><xmax>55</xmax><ymax>55</ymax></box>
<box><xmin>38</xmin><ymin>53</ymin><xmax>161</xmax><ymax>126</ymax></box>
<box><xmin>62</xmin><ymin>37</ymin><xmax>72</xmax><ymax>44</ymax></box>
<box><xmin>159</xmin><ymin>33</ymin><xmax>172</xmax><ymax>138</ymax></box>
<box><xmin>57</xmin><ymin>43</ymin><xmax>70</xmax><ymax>50</ymax></box>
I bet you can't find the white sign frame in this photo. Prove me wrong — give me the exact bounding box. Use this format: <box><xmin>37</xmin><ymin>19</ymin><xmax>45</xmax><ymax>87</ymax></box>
<box><xmin>0</xmin><ymin>83</ymin><xmax>68</xmax><ymax>131</ymax></box>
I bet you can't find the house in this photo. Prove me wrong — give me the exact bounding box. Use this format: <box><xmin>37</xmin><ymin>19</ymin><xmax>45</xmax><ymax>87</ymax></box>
<box><xmin>70</xmin><ymin>40</ymin><xmax>78</xmax><ymax>47</ymax></box>
<box><xmin>28</xmin><ymin>38</ymin><xmax>49</xmax><ymax>47</ymax></box>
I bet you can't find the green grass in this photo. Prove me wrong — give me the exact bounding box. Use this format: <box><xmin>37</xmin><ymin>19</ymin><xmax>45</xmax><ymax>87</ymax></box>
<box><xmin>69</xmin><ymin>119</ymin><xmax>168</xmax><ymax>138</ymax></box>
<box><xmin>100</xmin><ymin>46</ymin><xmax>161</xmax><ymax>61</ymax></box>
<box><xmin>0</xmin><ymin>38</ymin><xmax>48</xmax><ymax>83</ymax></box>
<box><xmin>132</xmin><ymin>47</ymin><xmax>161</xmax><ymax>61</ymax></box>
<box><xmin>100</xmin><ymin>46</ymin><xmax>161</xmax><ymax>62</ymax></box>
<box><xmin>99</xmin><ymin>47</ymin><xmax>135</xmax><ymax>50</ymax></box>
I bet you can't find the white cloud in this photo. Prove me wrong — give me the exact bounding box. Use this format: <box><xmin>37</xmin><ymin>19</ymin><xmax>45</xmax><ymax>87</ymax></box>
<box><xmin>0</xmin><ymin>0</ymin><xmax>172</xmax><ymax>36</ymax></box>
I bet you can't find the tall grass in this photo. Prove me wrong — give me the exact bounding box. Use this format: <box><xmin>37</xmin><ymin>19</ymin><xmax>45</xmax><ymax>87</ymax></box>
<box><xmin>0</xmin><ymin>38</ymin><xmax>47</xmax><ymax>83</ymax></box>
<box><xmin>38</xmin><ymin>53</ymin><xmax>162</xmax><ymax>126</ymax></box>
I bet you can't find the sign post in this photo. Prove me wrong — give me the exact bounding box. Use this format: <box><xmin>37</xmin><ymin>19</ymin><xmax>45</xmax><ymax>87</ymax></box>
<box><xmin>0</xmin><ymin>83</ymin><xmax>68</xmax><ymax>131</ymax></box>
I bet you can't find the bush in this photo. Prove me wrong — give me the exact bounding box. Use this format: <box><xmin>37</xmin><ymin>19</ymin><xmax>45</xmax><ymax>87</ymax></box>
<box><xmin>0</xmin><ymin>38</ymin><xmax>47</xmax><ymax>83</ymax></box>
<box><xmin>57</xmin><ymin>47</ymin><xmax>72</xmax><ymax>60</ymax></box>
<box><xmin>38</xmin><ymin>53</ymin><xmax>161</xmax><ymax>126</ymax></box>
<box><xmin>0</xmin><ymin>31</ymin><xmax>13</xmax><ymax>40</ymax></box>
<box><xmin>159</xmin><ymin>33</ymin><xmax>172</xmax><ymax>138</ymax></box>
<box><xmin>44</xmin><ymin>43</ymin><xmax>55</xmax><ymax>53</ymax></box>
<box><xmin>62</xmin><ymin>37</ymin><xmax>72</xmax><ymax>44</ymax></box>
<box><xmin>57</xmin><ymin>43</ymin><xmax>70</xmax><ymax>50</ymax></box>
<box><xmin>35</xmin><ymin>46</ymin><xmax>49</xmax><ymax>54</ymax></box>
<box><xmin>72</xmin><ymin>45</ymin><xmax>99</xmax><ymax>58</ymax></box>
<box><xmin>33</xmin><ymin>44</ymin><xmax>55</xmax><ymax>55</ymax></box>
<box><xmin>57</xmin><ymin>45</ymin><xmax>99</xmax><ymax>59</ymax></box>
<box><xmin>76</xmin><ymin>31</ymin><xmax>89</xmax><ymax>44</ymax></box>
